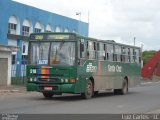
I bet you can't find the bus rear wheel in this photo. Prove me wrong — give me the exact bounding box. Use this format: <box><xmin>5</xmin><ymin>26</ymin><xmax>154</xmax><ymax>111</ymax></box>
<box><xmin>114</xmin><ymin>79</ymin><xmax>128</xmax><ymax>95</ymax></box>
<box><xmin>43</xmin><ymin>92</ymin><xmax>54</xmax><ymax>98</ymax></box>
<box><xmin>81</xmin><ymin>80</ymin><xmax>93</xmax><ymax>99</ymax></box>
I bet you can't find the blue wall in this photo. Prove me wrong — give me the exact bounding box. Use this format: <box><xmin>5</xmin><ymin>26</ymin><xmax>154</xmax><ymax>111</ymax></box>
<box><xmin>0</xmin><ymin>0</ymin><xmax>88</xmax><ymax>45</ymax></box>
<box><xmin>0</xmin><ymin>0</ymin><xmax>88</xmax><ymax>77</ymax></box>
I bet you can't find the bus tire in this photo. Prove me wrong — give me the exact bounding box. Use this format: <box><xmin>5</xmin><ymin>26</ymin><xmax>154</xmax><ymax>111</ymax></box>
<box><xmin>114</xmin><ymin>79</ymin><xmax>128</xmax><ymax>95</ymax></box>
<box><xmin>121</xmin><ymin>79</ymin><xmax>128</xmax><ymax>95</ymax></box>
<box><xmin>81</xmin><ymin>80</ymin><xmax>93</xmax><ymax>99</ymax></box>
<box><xmin>43</xmin><ymin>92</ymin><xmax>54</xmax><ymax>98</ymax></box>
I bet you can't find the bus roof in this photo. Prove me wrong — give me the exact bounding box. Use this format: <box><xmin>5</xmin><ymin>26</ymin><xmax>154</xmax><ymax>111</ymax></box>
<box><xmin>30</xmin><ymin>32</ymin><xmax>141</xmax><ymax>49</ymax></box>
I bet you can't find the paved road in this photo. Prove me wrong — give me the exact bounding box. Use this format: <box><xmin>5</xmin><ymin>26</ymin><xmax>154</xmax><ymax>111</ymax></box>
<box><xmin>0</xmin><ymin>81</ymin><xmax>160</xmax><ymax>114</ymax></box>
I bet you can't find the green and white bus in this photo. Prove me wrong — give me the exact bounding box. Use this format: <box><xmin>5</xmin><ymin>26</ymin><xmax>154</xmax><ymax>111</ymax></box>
<box><xmin>26</xmin><ymin>32</ymin><xmax>141</xmax><ymax>99</ymax></box>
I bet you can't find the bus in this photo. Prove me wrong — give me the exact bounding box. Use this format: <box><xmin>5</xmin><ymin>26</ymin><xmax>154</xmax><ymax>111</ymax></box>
<box><xmin>26</xmin><ymin>32</ymin><xmax>141</xmax><ymax>99</ymax></box>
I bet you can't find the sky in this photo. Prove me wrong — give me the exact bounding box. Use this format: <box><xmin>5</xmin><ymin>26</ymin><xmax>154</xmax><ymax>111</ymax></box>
<box><xmin>13</xmin><ymin>0</ymin><xmax>160</xmax><ymax>51</ymax></box>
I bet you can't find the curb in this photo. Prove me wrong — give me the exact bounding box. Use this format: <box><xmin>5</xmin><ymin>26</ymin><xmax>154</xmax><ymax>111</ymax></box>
<box><xmin>0</xmin><ymin>86</ymin><xmax>26</xmax><ymax>94</ymax></box>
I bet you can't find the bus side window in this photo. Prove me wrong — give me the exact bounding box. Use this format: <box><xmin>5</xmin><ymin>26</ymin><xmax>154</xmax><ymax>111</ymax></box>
<box><xmin>135</xmin><ymin>48</ymin><xmax>140</xmax><ymax>63</ymax></box>
<box><xmin>127</xmin><ymin>48</ymin><xmax>131</xmax><ymax>63</ymax></box>
<box><xmin>97</xmin><ymin>42</ymin><xmax>106</xmax><ymax>60</ymax></box>
<box><xmin>139</xmin><ymin>49</ymin><xmax>141</xmax><ymax>63</ymax></box>
<box><xmin>121</xmin><ymin>46</ymin><xmax>126</xmax><ymax>62</ymax></box>
<box><xmin>107</xmin><ymin>44</ymin><xmax>113</xmax><ymax>61</ymax></box>
<box><xmin>115</xmin><ymin>45</ymin><xmax>121</xmax><ymax>62</ymax></box>
<box><xmin>80</xmin><ymin>42</ymin><xmax>85</xmax><ymax>58</ymax></box>
<box><xmin>130</xmin><ymin>48</ymin><xmax>134</xmax><ymax>63</ymax></box>
<box><xmin>87</xmin><ymin>41</ymin><xmax>96</xmax><ymax>59</ymax></box>
<box><xmin>113</xmin><ymin>45</ymin><xmax>118</xmax><ymax>62</ymax></box>
<box><xmin>104</xmin><ymin>44</ymin><xmax>107</xmax><ymax>60</ymax></box>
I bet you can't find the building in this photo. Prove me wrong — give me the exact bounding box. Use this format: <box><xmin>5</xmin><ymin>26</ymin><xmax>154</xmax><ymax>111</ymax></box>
<box><xmin>0</xmin><ymin>0</ymin><xmax>89</xmax><ymax>85</ymax></box>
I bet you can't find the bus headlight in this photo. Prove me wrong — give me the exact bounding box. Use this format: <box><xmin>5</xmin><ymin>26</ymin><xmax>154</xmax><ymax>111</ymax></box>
<box><xmin>65</xmin><ymin>79</ymin><xmax>68</xmax><ymax>83</ymax></box>
<box><xmin>61</xmin><ymin>79</ymin><xmax>64</xmax><ymax>83</ymax></box>
<box><xmin>30</xmin><ymin>69</ymin><xmax>37</xmax><ymax>74</ymax></box>
<box><xmin>30</xmin><ymin>78</ymin><xmax>33</xmax><ymax>82</ymax></box>
<box><xmin>29</xmin><ymin>78</ymin><xmax>37</xmax><ymax>82</ymax></box>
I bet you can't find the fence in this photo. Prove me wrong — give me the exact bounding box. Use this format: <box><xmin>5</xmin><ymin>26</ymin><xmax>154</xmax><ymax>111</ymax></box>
<box><xmin>11</xmin><ymin>60</ymin><xmax>28</xmax><ymax>85</ymax></box>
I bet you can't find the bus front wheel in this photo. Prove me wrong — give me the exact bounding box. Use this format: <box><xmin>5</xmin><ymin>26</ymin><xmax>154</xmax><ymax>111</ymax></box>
<box><xmin>43</xmin><ymin>92</ymin><xmax>54</xmax><ymax>98</ymax></box>
<box><xmin>81</xmin><ymin>80</ymin><xmax>93</xmax><ymax>99</ymax></box>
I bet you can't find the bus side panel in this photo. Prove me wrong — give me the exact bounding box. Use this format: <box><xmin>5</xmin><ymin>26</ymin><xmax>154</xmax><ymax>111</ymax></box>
<box><xmin>74</xmin><ymin>76</ymin><xmax>86</xmax><ymax>93</ymax></box>
<box><xmin>94</xmin><ymin>76</ymin><xmax>114</xmax><ymax>91</ymax></box>
<box><xmin>77</xmin><ymin>60</ymin><xmax>97</xmax><ymax>93</ymax></box>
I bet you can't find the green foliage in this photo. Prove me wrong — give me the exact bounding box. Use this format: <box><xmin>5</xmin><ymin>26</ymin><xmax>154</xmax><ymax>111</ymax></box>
<box><xmin>142</xmin><ymin>50</ymin><xmax>157</xmax><ymax>65</ymax></box>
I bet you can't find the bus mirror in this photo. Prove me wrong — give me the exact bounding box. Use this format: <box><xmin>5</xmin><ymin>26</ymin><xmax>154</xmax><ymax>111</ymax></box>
<box><xmin>80</xmin><ymin>43</ymin><xmax>84</xmax><ymax>52</ymax></box>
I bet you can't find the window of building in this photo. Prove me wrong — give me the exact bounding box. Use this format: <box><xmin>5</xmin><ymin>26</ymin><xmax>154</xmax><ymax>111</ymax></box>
<box><xmin>72</xmin><ymin>29</ymin><xmax>76</xmax><ymax>33</ymax></box>
<box><xmin>64</xmin><ymin>28</ymin><xmax>69</xmax><ymax>32</ymax></box>
<box><xmin>22</xmin><ymin>26</ymin><xmax>30</xmax><ymax>36</ymax></box>
<box><xmin>55</xmin><ymin>26</ymin><xmax>61</xmax><ymax>32</ymax></box>
<box><xmin>12</xmin><ymin>54</ymin><xmax>16</xmax><ymax>64</ymax></box>
<box><xmin>8</xmin><ymin>16</ymin><xmax>20</xmax><ymax>35</ymax></box>
<box><xmin>46</xmin><ymin>24</ymin><xmax>52</xmax><ymax>32</ymax></box>
<box><xmin>22</xmin><ymin>19</ymin><xmax>32</xmax><ymax>36</ymax></box>
<box><xmin>8</xmin><ymin>23</ymin><xmax>17</xmax><ymax>34</ymax></box>
<box><xmin>22</xmin><ymin>55</ymin><xmax>28</xmax><ymax>64</ymax></box>
<box><xmin>35</xmin><ymin>22</ymin><xmax>44</xmax><ymax>33</ymax></box>
<box><xmin>22</xmin><ymin>44</ymin><xmax>26</xmax><ymax>54</ymax></box>
<box><xmin>35</xmin><ymin>28</ymin><xmax>41</xmax><ymax>33</ymax></box>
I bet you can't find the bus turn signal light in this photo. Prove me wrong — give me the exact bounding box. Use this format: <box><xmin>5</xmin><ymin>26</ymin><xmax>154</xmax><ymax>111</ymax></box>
<box><xmin>69</xmin><ymin>79</ymin><xmax>76</xmax><ymax>83</ymax></box>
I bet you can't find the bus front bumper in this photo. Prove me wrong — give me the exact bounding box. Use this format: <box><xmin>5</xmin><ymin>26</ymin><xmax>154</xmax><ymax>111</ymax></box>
<box><xmin>26</xmin><ymin>83</ymin><xmax>75</xmax><ymax>93</ymax></box>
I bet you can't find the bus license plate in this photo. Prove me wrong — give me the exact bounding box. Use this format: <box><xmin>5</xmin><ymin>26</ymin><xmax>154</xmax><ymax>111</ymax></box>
<box><xmin>44</xmin><ymin>87</ymin><xmax>52</xmax><ymax>91</ymax></box>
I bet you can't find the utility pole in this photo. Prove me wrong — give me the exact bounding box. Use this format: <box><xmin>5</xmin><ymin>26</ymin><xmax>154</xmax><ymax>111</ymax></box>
<box><xmin>88</xmin><ymin>10</ymin><xmax>90</xmax><ymax>37</ymax></box>
<box><xmin>76</xmin><ymin>12</ymin><xmax>81</xmax><ymax>34</ymax></box>
<box><xmin>134</xmin><ymin>37</ymin><xmax>136</xmax><ymax>46</ymax></box>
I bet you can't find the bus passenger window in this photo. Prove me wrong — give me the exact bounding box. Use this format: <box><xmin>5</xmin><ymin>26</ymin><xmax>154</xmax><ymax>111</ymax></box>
<box><xmin>135</xmin><ymin>49</ymin><xmax>140</xmax><ymax>63</ymax></box>
<box><xmin>139</xmin><ymin>49</ymin><xmax>141</xmax><ymax>63</ymax></box>
<box><xmin>130</xmin><ymin>48</ymin><xmax>134</xmax><ymax>63</ymax></box>
<box><xmin>121</xmin><ymin>55</ymin><xmax>125</xmax><ymax>62</ymax></box>
<box><xmin>79</xmin><ymin>42</ymin><xmax>85</xmax><ymax>58</ymax></box>
<box><xmin>87</xmin><ymin>41</ymin><xmax>96</xmax><ymax>59</ymax></box>
<box><xmin>107</xmin><ymin>53</ymin><xmax>109</xmax><ymax>60</ymax></box>
<box><xmin>114</xmin><ymin>45</ymin><xmax>121</xmax><ymax>62</ymax></box>
<box><xmin>97</xmin><ymin>43</ymin><xmax>106</xmax><ymax>60</ymax></box>
<box><xmin>121</xmin><ymin>46</ymin><xmax>126</xmax><ymax>62</ymax></box>
<box><xmin>127</xmin><ymin>48</ymin><xmax>131</xmax><ymax>63</ymax></box>
<box><xmin>107</xmin><ymin>44</ymin><xmax>113</xmax><ymax>61</ymax></box>
<box><xmin>113</xmin><ymin>54</ymin><xmax>117</xmax><ymax>61</ymax></box>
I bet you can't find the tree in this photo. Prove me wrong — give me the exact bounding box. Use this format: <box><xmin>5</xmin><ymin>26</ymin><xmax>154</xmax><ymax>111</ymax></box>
<box><xmin>142</xmin><ymin>50</ymin><xmax>157</xmax><ymax>65</ymax></box>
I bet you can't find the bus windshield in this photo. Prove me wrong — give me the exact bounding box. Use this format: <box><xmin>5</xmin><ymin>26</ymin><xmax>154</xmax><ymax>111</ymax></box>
<box><xmin>30</xmin><ymin>41</ymin><xmax>75</xmax><ymax>66</ymax></box>
<box><xmin>50</xmin><ymin>42</ymin><xmax>75</xmax><ymax>65</ymax></box>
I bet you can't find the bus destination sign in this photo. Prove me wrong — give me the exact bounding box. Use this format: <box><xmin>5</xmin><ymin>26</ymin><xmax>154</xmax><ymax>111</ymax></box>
<box><xmin>47</xmin><ymin>35</ymin><xmax>70</xmax><ymax>39</ymax></box>
<box><xmin>30</xmin><ymin>34</ymin><xmax>74</xmax><ymax>40</ymax></box>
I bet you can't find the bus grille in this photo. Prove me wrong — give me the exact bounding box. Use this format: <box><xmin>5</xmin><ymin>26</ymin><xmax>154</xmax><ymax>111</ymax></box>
<box><xmin>38</xmin><ymin>78</ymin><xmax>60</xmax><ymax>83</ymax></box>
